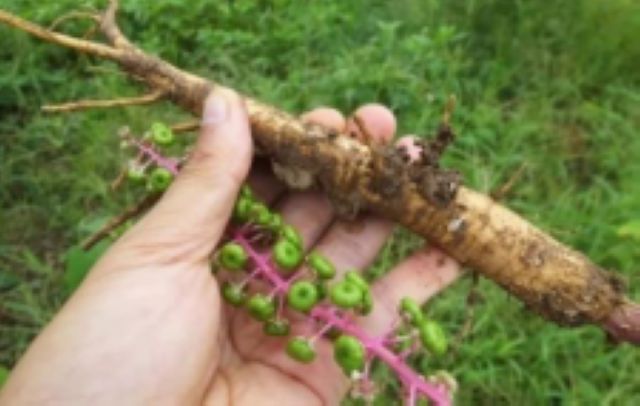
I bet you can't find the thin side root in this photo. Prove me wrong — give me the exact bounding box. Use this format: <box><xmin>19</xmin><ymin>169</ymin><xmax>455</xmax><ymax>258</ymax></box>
<box><xmin>110</xmin><ymin>167</ymin><xmax>127</xmax><ymax>191</ymax></box>
<box><xmin>82</xmin><ymin>193</ymin><xmax>160</xmax><ymax>250</ymax></box>
<box><xmin>48</xmin><ymin>11</ymin><xmax>100</xmax><ymax>31</ymax></box>
<box><xmin>42</xmin><ymin>90</ymin><xmax>165</xmax><ymax>113</ymax></box>
<box><xmin>100</xmin><ymin>0</ymin><xmax>134</xmax><ymax>50</ymax></box>
<box><xmin>491</xmin><ymin>163</ymin><xmax>528</xmax><ymax>201</ymax></box>
<box><xmin>171</xmin><ymin>120</ymin><xmax>200</xmax><ymax>134</ymax></box>
<box><xmin>0</xmin><ymin>9</ymin><xmax>122</xmax><ymax>60</ymax></box>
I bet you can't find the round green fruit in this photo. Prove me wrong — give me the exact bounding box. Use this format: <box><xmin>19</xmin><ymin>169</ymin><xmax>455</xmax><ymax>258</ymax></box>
<box><xmin>249</xmin><ymin>202</ymin><xmax>272</xmax><ymax>226</ymax></box>
<box><xmin>287</xmin><ymin>280</ymin><xmax>319</xmax><ymax>313</ymax></box>
<box><xmin>418</xmin><ymin>320</ymin><xmax>448</xmax><ymax>356</ymax></box>
<box><xmin>218</xmin><ymin>242</ymin><xmax>248</xmax><ymax>271</ymax></box>
<box><xmin>272</xmin><ymin>238</ymin><xmax>303</xmax><ymax>272</ymax></box>
<box><xmin>329</xmin><ymin>281</ymin><xmax>363</xmax><ymax>309</ymax></box>
<box><xmin>126</xmin><ymin>166</ymin><xmax>146</xmax><ymax>183</ymax></box>
<box><xmin>246</xmin><ymin>294</ymin><xmax>276</xmax><ymax>321</ymax></box>
<box><xmin>268</xmin><ymin>213</ymin><xmax>283</xmax><ymax>233</ymax></box>
<box><xmin>281</xmin><ymin>225</ymin><xmax>303</xmax><ymax>248</ymax></box>
<box><xmin>240</xmin><ymin>184</ymin><xmax>254</xmax><ymax>200</ymax></box>
<box><xmin>307</xmin><ymin>251</ymin><xmax>336</xmax><ymax>280</ymax></box>
<box><xmin>263</xmin><ymin>319</ymin><xmax>291</xmax><ymax>336</ymax></box>
<box><xmin>333</xmin><ymin>335</ymin><xmax>366</xmax><ymax>375</ymax></box>
<box><xmin>399</xmin><ymin>297</ymin><xmax>424</xmax><ymax>325</ymax></box>
<box><xmin>151</xmin><ymin>122</ymin><xmax>175</xmax><ymax>146</ymax></box>
<box><xmin>360</xmin><ymin>289</ymin><xmax>373</xmax><ymax>315</ymax></box>
<box><xmin>233</xmin><ymin>197</ymin><xmax>252</xmax><ymax>222</ymax></box>
<box><xmin>286</xmin><ymin>337</ymin><xmax>316</xmax><ymax>363</ymax></box>
<box><xmin>147</xmin><ymin>167</ymin><xmax>173</xmax><ymax>192</ymax></box>
<box><xmin>345</xmin><ymin>271</ymin><xmax>369</xmax><ymax>292</ymax></box>
<box><xmin>221</xmin><ymin>282</ymin><xmax>246</xmax><ymax>306</ymax></box>
<box><xmin>316</xmin><ymin>282</ymin><xmax>328</xmax><ymax>301</ymax></box>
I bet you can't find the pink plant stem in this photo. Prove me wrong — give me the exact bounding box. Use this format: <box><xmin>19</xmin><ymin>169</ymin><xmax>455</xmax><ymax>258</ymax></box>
<box><xmin>399</xmin><ymin>346</ymin><xmax>414</xmax><ymax>361</ymax></box>
<box><xmin>311</xmin><ymin>305</ymin><xmax>450</xmax><ymax>406</ymax></box>
<box><xmin>385</xmin><ymin>333</ymin><xmax>410</xmax><ymax>346</ymax></box>
<box><xmin>247</xmin><ymin>229</ymin><xmax>267</xmax><ymax>244</ymax></box>
<box><xmin>276</xmin><ymin>294</ymin><xmax>285</xmax><ymax>319</ymax></box>
<box><xmin>384</xmin><ymin>316</ymin><xmax>403</xmax><ymax>339</ymax></box>
<box><xmin>311</xmin><ymin>321</ymin><xmax>335</xmax><ymax>342</ymax></box>
<box><xmin>234</xmin><ymin>233</ymin><xmax>289</xmax><ymax>293</ymax></box>
<box><xmin>238</xmin><ymin>268</ymin><xmax>261</xmax><ymax>288</ymax></box>
<box><xmin>407</xmin><ymin>385</ymin><xmax>417</xmax><ymax>406</ymax></box>
<box><xmin>132</xmin><ymin>139</ymin><xmax>179</xmax><ymax>174</ymax></box>
<box><xmin>238</xmin><ymin>223</ymin><xmax>255</xmax><ymax>236</ymax></box>
<box><xmin>361</xmin><ymin>356</ymin><xmax>373</xmax><ymax>381</ymax></box>
<box><xmin>285</xmin><ymin>268</ymin><xmax>307</xmax><ymax>285</ymax></box>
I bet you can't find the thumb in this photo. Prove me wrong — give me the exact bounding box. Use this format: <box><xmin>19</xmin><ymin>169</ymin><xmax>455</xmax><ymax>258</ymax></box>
<box><xmin>123</xmin><ymin>87</ymin><xmax>253</xmax><ymax>257</ymax></box>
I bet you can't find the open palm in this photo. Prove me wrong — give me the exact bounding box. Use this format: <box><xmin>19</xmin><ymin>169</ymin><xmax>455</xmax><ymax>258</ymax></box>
<box><xmin>0</xmin><ymin>89</ymin><xmax>459</xmax><ymax>406</ymax></box>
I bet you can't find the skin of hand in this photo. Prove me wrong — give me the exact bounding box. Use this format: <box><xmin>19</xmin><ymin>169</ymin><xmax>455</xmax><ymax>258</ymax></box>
<box><xmin>0</xmin><ymin>88</ymin><xmax>460</xmax><ymax>406</ymax></box>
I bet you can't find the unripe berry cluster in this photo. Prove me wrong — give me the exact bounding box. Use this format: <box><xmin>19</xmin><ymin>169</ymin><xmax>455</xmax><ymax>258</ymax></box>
<box><xmin>124</xmin><ymin>122</ymin><xmax>179</xmax><ymax>192</ymax></box>
<box><xmin>126</xmin><ymin>125</ymin><xmax>455</xmax><ymax>406</ymax></box>
<box><xmin>213</xmin><ymin>185</ymin><xmax>455</xmax><ymax>406</ymax></box>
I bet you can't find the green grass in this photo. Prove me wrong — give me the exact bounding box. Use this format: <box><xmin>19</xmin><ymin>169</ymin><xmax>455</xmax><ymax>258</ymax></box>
<box><xmin>1</xmin><ymin>0</ymin><xmax>639</xmax><ymax>404</ymax></box>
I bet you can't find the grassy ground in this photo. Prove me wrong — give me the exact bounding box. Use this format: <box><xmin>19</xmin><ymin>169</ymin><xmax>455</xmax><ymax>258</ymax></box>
<box><xmin>1</xmin><ymin>0</ymin><xmax>639</xmax><ymax>404</ymax></box>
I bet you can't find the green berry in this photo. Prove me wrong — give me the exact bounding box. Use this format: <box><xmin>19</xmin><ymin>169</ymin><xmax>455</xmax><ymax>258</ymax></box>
<box><xmin>399</xmin><ymin>297</ymin><xmax>424</xmax><ymax>325</ymax></box>
<box><xmin>345</xmin><ymin>271</ymin><xmax>369</xmax><ymax>292</ymax></box>
<box><xmin>329</xmin><ymin>281</ymin><xmax>363</xmax><ymax>309</ymax></box>
<box><xmin>147</xmin><ymin>167</ymin><xmax>173</xmax><ymax>192</ymax></box>
<box><xmin>325</xmin><ymin>326</ymin><xmax>342</xmax><ymax>340</ymax></box>
<box><xmin>221</xmin><ymin>282</ymin><xmax>246</xmax><ymax>306</ymax></box>
<box><xmin>307</xmin><ymin>252</ymin><xmax>336</xmax><ymax>280</ymax></box>
<box><xmin>316</xmin><ymin>282</ymin><xmax>328</xmax><ymax>301</ymax></box>
<box><xmin>287</xmin><ymin>281</ymin><xmax>319</xmax><ymax>313</ymax></box>
<box><xmin>333</xmin><ymin>335</ymin><xmax>366</xmax><ymax>375</ymax></box>
<box><xmin>286</xmin><ymin>337</ymin><xmax>316</xmax><ymax>363</ymax></box>
<box><xmin>343</xmin><ymin>273</ymin><xmax>372</xmax><ymax>315</ymax></box>
<box><xmin>418</xmin><ymin>320</ymin><xmax>448</xmax><ymax>356</ymax></box>
<box><xmin>360</xmin><ymin>289</ymin><xmax>373</xmax><ymax>315</ymax></box>
<box><xmin>272</xmin><ymin>238</ymin><xmax>303</xmax><ymax>272</ymax></box>
<box><xmin>249</xmin><ymin>202</ymin><xmax>272</xmax><ymax>226</ymax></box>
<box><xmin>240</xmin><ymin>184</ymin><xmax>254</xmax><ymax>200</ymax></box>
<box><xmin>394</xmin><ymin>326</ymin><xmax>414</xmax><ymax>352</ymax></box>
<box><xmin>268</xmin><ymin>213</ymin><xmax>283</xmax><ymax>232</ymax></box>
<box><xmin>233</xmin><ymin>197</ymin><xmax>252</xmax><ymax>222</ymax></box>
<box><xmin>247</xmin><ymin>294</ymin><xmax>276</xmax><ymax>321</ymax></box>
<box><xmin>126</xmin><ymin>166</ymin><xmax>146</xmax><ymax>183</ymax></box>
<box><xmin>281</xmin><ymin>225</ymin><xmax>303</xmax><ymax>248</ymax></box>
<box><xmin>151</xmin><ymin>122</ymin><xmax>175</xmax><ymax>146</ymax></box>
<box><xmin>263</xmin><ymin>319</ymin><xmax>290</xmax><ymax>336</ymax></box>
<box><xmin>218</xmin><ymin>242</ymin><xmax>248</xmax><ymax>271</ymax></box>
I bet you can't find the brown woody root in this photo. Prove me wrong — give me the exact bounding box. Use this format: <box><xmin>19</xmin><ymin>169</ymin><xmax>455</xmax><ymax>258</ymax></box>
<box><xmin>1</xmin><ymin>1</ymin><xmax>638</xmax><ymax>344</ymax></box>
<box><xmin>42</xmin><ymin>90</ymin><xmax>165</xmax><ymax>112</ymax></box>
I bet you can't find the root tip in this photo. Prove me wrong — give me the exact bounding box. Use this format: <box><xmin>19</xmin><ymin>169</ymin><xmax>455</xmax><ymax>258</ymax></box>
<box><xmin>603</xmin><ymin>302</ymin><xmax>640</xmax><ymax>345</ymax></box>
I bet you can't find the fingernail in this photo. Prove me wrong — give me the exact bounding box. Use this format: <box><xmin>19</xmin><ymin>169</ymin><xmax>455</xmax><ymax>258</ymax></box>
<box><xmin>201</xmin><ymin>91</ymin><xmax>229</xmax><ymax>126</ymax></box>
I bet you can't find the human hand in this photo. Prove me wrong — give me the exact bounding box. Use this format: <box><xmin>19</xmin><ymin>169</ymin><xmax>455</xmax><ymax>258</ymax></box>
<box><xmin>0</xmin><ymin>88</ymin><xmax>460</xmax><ymax>405</ymax></box>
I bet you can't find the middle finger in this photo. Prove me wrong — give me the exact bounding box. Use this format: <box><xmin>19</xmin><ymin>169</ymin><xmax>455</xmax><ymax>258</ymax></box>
<box><xmin>274</xmin><ymin>107</ymin><xmax>347</xmax><ymax>250</ymax></box>
<box><xmin>307</xmin><ymin>104</ymin><xmax>397</xmax><ymax>275</ymax></box>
